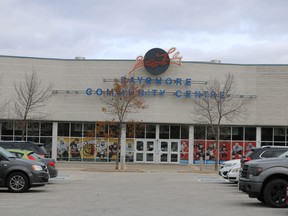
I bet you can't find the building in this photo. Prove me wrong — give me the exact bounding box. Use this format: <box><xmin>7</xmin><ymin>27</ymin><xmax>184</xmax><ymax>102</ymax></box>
<box><xmin>0</xmin><ymin>47</ymin><xmax>288</xmax><ymax>164</ymax></box>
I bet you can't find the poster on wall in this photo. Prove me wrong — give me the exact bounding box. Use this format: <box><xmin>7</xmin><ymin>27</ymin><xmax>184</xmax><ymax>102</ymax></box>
<box><xmin>96</xmin><ymin>138</ymin><xmax>108</xmax><ymax>161</ymax></box>
<box><xmin>193</xmin><ymin>140</ymin><xmax>205</xmax><ymax>164</ymax></box>
<box><xmin>180</xmin><ymin>140</ymin><xmax>189</xmax><ymax>164</ymax></box>
<box><xmin>82</xmin><ymin>138</ymin><xmax>96</xmax><ymax>161</ymax></box>
<box><xmin>109</xmin><ymin>139</ymin><xmax>119</xmax><ymax>161</ymax></box>
<box><xmin>205</xmin><ymin>141</ymin><xmax>217</xmax><ymax>164</ymax></box>
<box><xmin>57</xmin><ymin>137</ymin><xmax>69</xmax><ymax>161</ymax></box>
<box><xmin>69</xmin><ymin>138</ymin><xmax>82</xmax><ymax>161</ymax></box>
<box><xmin>244</xmin><ymin>142</ymin><xmax>256</xmax><ymax>155</ymax></box>
<box><xmin>231</xmin><ymin>142</ymin><xmax>244</xmax><ymax>159</ymax></box>
<box><xmin>125</xmin><ymin>139</ymin><xmax>134</xmax><ymax>162</ymax></box>
<box><xmin>219</xmin><ymin>141</ymin><xmax>231</xmax><ymax>162</ymax></box>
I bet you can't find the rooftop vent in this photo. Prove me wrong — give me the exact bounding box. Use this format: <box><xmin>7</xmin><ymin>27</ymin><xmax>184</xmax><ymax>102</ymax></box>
<box><xmin>75</xmin><ymin>56</ymin><xmax>85</xmax><ymax>60</ymax></box>
<box><xmin>211</xmin><ymin>60</ymin><xmax>221</xmax><ymax>64</ymax></box>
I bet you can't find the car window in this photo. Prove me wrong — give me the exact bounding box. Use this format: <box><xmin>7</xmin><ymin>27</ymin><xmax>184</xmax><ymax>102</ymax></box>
<box><xmin>0</xmin><ymin>147</ymin><xmax>16</xmax><ymax>158</ymax></box>
<box><xmin>278</xmin><ymin>150</ymin><xmax>288</xmax><ymax>158</ymax></box>
<box><xmin>260</xmin><ymin>150</ymin><xmax>273</xmax><ymax>158</ymax></box>
<box><xmin>273</xmin><ymin>149</ymin><xmax>288</xmax><ymax>157</ymax></box>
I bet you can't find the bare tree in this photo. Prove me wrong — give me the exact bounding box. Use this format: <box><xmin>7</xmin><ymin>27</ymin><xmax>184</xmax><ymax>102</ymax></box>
<box><xmin>101</xmin><ymin>76</ymin><xmax>147</xmax><ymax>169</ymax></box>
<box><xmin>14</xmin><ymin>72</ymin><xmax>54</xmax><ymax>140</ymax></box>
<box><xmin>191</xmin><ymin>73</ymin><xmax>252</xmax><ymax>171</ymax></box>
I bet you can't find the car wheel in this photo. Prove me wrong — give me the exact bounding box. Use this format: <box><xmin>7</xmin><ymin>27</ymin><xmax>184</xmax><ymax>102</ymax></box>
<box><xmin>257</xmin><ymin>194</ymin><xmax>266</xmax><ymax>203</ymax></box>
<box><xmin>263</xmin><ymin>179</ymin><xmax>288</xmax><ymax>208</ymax></box>
<box><xmin>6</xmin><ymin>172</ymin><xmax>29</xmax><ymax>193</ymax></box>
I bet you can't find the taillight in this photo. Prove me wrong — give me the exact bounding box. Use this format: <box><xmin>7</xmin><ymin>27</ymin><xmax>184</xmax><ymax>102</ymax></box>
<box><xmin>48</xmin><ymin>161</ymin><xmax>55</xmax><ymax>167</ymax></box>
<box><xmin>28</xmin><ymin>154</ymin><xmax>36</xmax><ymax>160</ymax></box>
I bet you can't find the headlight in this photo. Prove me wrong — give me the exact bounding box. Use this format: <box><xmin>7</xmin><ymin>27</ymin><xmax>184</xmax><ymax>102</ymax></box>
<box><xmin>230</xmin><ymin>167</ymin><xmax>240</xmax><ymax>173</ymax></box>
<box><xmin>32</xmin><ymin>165</ymin><xmax>43</xmax><ymax>171</ymax></box>
<box><xmin>248</xmin><ymin>166</ymin><xmax>263</xmax><ymax>176</ymax></box>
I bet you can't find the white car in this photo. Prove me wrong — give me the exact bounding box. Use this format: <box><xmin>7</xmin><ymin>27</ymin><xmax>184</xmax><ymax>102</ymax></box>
<box><xmin>219</xmin><ymin>159</ymin><xmax>240</xmax><ymax>179</ymax></box>
<box><xmin>227</xmin><ymin>166</ymin><xmax>240</xmax><ymax>183</ymax></box>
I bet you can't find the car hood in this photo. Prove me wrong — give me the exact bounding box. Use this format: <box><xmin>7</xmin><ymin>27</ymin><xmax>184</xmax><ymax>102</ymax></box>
<box><xmin>245</xmin><ymin>157</ymin><xmax>288</xmax><ymax>166</ymax></box>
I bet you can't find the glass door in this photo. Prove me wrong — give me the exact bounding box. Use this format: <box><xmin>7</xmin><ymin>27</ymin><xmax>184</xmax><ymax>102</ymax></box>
<box><xmin>135</xmin><ymin>139</ymin><xmax>155</xmax><ymax>163</ymax></box>
<box><xmin>159</xmin><ymin>140</ymin><xmax>180</xmax><ymax>163</ymax></box>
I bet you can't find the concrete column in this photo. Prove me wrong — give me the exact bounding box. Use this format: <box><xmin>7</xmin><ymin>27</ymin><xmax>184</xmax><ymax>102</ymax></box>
<box><xmin>188</xmin><ymin>125</ymin><xmax>194</xmax><ymax>164</ymax></box>
<box><xmin>256</xmin><ymin>127</ymin><xmax>261</xmax><ymax>147</ymax></box>
<box><xmin>120</xmin><ymin>124</ymin><xmax>126</xmax><ymax>169</ymax></box>
<box><xmin>155</xmin><ymin>124</ymin><xmax>160</xmax><ymax>164</ymax></box>
<box><xmin>52</xmin><ymin>122</ymin><xmax>58</xmax><ymax>160</ymax></box>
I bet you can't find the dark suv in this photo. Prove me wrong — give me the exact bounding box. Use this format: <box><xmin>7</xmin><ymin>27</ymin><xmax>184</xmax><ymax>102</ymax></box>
<box><xmin>0</xmin><ymin>141</ymin><xmax>49</xmax><ymax>158</ymax></box>
<box><xmin>0</xmin><ymin>147</ymin><xmax>49</xmax><ymax>192</ymax></box>
<box><xmin>240</xmin><ymin>146</ymin><xmax>288</xmax><ymax>167</ymax></box>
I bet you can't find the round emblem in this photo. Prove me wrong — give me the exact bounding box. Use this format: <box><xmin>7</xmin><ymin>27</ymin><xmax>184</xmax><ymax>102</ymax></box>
<box><xmin>144</xmin><ymin>48</ymin><xmax>170</xmax><ymax>75</ymax></box>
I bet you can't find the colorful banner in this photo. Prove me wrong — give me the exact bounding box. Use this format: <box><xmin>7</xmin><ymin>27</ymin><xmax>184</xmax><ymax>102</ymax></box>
<box><xmin>96</xmin><ymin>138</ymin><xmax>108</xmax><ymax>161</ymax></box>
<box><xmin>69</xmin><ymin>138</ymin><xmax>82</xmax><ymax>161</ymax></box>
<box><xmin>180</xmin><ymin>140</ymin><xmax>189</xmax><ymax>164</ymax></box>
<box><xmin>125</xmin><ymin>139</ymin><xmax>134</xmax><ymax>162</ymax></box>
<box><xmin>219</xmin><ymin>141</ymin><xmax>231</xmax><ymax>162</ymax></box>
<box><xmin>231</xmin><ymin>141</ymin><xmax>244</xmax><ymax>159</ymax></box>
<box><xmin>193</xmin><ymin>140</ymin><xmax>205</xmax><ymax>164</ymax></box>
<box><xmin>82</xmin><ymin>138</ymin><xmax>96</xmax><ymax>161</ymax></box>
<box><xmin>244</xmin><ymin>141</ymin><xmax>256</xmax><ymax>155</ymax></box>
<box><xmin>108</xmin><ymin>139</ymin><xmax>119</xmax><ymax>161</ymax></box>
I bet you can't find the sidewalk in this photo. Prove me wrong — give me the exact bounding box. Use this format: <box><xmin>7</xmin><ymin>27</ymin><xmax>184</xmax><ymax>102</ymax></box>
<box><xmin>56</xmin><ymin>162</ymin><xmax>219</xmax><ymax>174</ymax></box>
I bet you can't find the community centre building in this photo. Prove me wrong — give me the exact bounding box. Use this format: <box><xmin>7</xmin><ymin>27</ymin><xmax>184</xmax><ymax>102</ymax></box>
<box><xmin>0</xmin><ymin>47</ymin><xmax>287</xmax><ymax>165</ymax></box>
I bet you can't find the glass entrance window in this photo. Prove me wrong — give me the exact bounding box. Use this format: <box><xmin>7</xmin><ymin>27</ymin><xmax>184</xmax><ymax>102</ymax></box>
<box><xmin>136</xmin><ymin>141</ymin><xmax>144</xmax><ymax>151</ymax></box>
<box><xmin>161</xmin><ymin>154</ymin><xmax>168</xmax><ymax>162</ymax></box>
<box><xmin>171</xmin><ymin>142</ymin><xmax>178</xmax><ymax>152</ymax></box>
<box><xmin>146</xmin><ymin>141</ymin><xmax>154</xmax><ymax>151</ymax></box>
<box><xmin>146</xmin><ymin>153</ymin><xmax>154</xmax><ymax>162</ymax></box>
<box><xmin>160</xmin><ymin>141</ymin><xmax>168</xmax><ymax>151</ymax></box>
<box><xmin>171</xmin><ymin>154</ymin><xmax>178</xmax><ymax>162</ymax></box>
<box><xmin>160</xmin><ymin>125</ymin><xmax>169</xmax><ymax>139</ymax></box>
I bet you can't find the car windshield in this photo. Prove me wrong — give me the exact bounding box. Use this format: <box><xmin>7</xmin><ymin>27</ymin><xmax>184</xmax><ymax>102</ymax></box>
<box><xmin>278</xmin><ymin>150</ymin><xmax>288</xmax><ymax>158</ymax></box>
<box><xmin>0</xmin><ymin>146</ymin><xmax>16</xmax><ymax>158</ymax></box>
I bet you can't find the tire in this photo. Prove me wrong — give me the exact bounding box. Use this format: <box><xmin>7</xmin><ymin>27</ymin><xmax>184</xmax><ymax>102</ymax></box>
<box><xmin>263</xmin><ymin>179</ymin><xmax>288</xmax><ymax>208</ymax></box>
<box><xmin>6</xmin><ymin>172</ymin><xmax>29</xmax><ymax>193</ymax></box>
<box><xmin>257</xmin><ymin>194</ymin><xmax>266</xmax><ymax>203</ymax></box>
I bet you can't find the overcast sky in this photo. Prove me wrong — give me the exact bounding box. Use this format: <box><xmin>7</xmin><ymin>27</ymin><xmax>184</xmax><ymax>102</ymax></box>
<box><xmin>1</xmin><ymin>0</ymin><xmax>288</xmax><ymax>64</ymax></box>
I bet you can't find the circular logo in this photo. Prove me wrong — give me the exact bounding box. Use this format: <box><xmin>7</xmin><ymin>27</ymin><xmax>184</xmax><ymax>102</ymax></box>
<box><xmin>144</xmin><ymin>48</ymin><xmax>170</xmax><ymax>75</ymax></box>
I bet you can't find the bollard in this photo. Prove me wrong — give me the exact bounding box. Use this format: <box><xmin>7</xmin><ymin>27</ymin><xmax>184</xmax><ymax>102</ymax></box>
<box><xmin>200</xmin><ymin>156</ymin><xmax>203</xmax><ymax>171</ymax></box>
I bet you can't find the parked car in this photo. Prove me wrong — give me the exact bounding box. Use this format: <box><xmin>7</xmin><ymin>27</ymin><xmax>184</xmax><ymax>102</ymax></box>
<box><xmin>0</xmin><ymin>141</ymin><xmax>49</xmax><ymax>158</ymax></box>
<box><xmin>227</xmin><ymin>166</ymin><xmax>240</xmax><ymax>183</ymax></box>
<box><xmin>219</xmin><ymin>159</ymin><xmax>240</xmax><ymax>179</ymax></box>
<box><xmin>0</xmin><ymin>146</ymin><xmax>49</xmax><ymax>192</ymax></box>
<box><xmin>239</xmin><ymin>156</ymin><xmax>288</xmax><ymax>208</ymax></box>
<box><xmin>240</xmin><ymin>146</ymin><xmax>288</xmax><ymax>167</ymax></box>
<box><xmin>8</xmin><ymin>149</ymin><xmax>58</xmax><ymax>178</ymax></box>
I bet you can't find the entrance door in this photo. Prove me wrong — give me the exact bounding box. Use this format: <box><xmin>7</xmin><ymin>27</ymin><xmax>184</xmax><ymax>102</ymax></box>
<box><xmin>135</xmin><ymin>140</ymin><xmax>155</xmax><ymax>163</ymax></box>
<box><xmin>159</xmin><ymin>140</ymin><xmax>180</xmax><ymax>163</ymax></box>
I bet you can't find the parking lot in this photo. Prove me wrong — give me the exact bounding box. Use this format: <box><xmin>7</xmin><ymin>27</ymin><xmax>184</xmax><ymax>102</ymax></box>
<box><xmin>0</xmin><ymin>166</ymin><xmax>287</xmax><ymax>216</ymax></box>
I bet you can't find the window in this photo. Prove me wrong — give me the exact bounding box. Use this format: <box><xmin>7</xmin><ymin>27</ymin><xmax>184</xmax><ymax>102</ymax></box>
<box><xmin>58</xmin><ymin>123</ymin><xmax>70</xmax><ymax>136</ymax></box>
<box><xmin>261</xmin><ymin>128</ymin><xmax>273</xmax><ymax>141</ymax></box>
<box><xmin>109</xmin><ymin>124</ymin><xmax>119</xmax><ymax>138</ymax></box>
<box><xmin>1</xmin><ymin>122</ymin><xmax>13</xmax><ymax>135</ymax></box>
<box><xmin>135</xmin><ymin>124</ymin><xmax>145</xmax><ymax>138</ymax></box>
<box><xmin>126</xmin><ymin>124</ymin><xmax>135</xmax><ymax>138</ymax></box>
<box><xmin>220</xmin><ymin>127</ymin><xmax>231</xmax><ymax>140</ymax></box>
<box><xmin>181</xmin><ymin>126</ymin><xmax>189</xmax><ymax>139</ymax></box>
<box><xmin>274</xmin><ymin>128</ymin><xmax>285</xmax><ymax>141</ymax></box>
<box><xmin>194</xmin><ymin>126</ymin><xmax>206</xmax><ymax>139</ymax></box>
<box><xmin>28</xmin><ymin>122</ymin><xmax>40</xmax><ymax>136</ymax></box>
<box><xmin>96</xmin><ymin>122</ymin><xmax>108</xmax><ymax>137</ymax></box>
<box><xmin>232</xmin><ymin>127</ymin><xmax>243</xmax><ymax>140</ymax></box>
<box><xmin>170</xmin><ymin>125</ymin><xmax>180</xmax><ymax>139</ymax></box>
<box><xmin>245</xmin><ymin>127</ymin><xmax>256</xmax><ymax>141</ymax></box>
<box><xmin>159</xmin><ymin>125</ymin><xmax>169</xmax><ymax>139</ymax></box>
<box><xmin>71</xmin><ymin>123</ymin><xmax>83</xmax><ymax>137</ymax></box>
<box><xmin>41</xmin><ymin>122</ymin><xmax>52</xmax><ymax>136</ymax></box>
<box><xmin>146</xmin><ymin>125</ymin><xmax>156</xmax><ymax>139</ymax></box>
<box><xmin>84</xmin><ymin>123</ymin><xmax>95</xmax><ymax>137</ymax></box>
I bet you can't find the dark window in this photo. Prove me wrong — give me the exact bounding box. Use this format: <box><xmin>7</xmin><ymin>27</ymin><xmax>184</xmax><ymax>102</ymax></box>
<box><xmin>27</xmin><ymin>137</ymin><xmax>39</xmax><ymax>143</ymax></box>
<box><xmin>220</xmin><ymin>127</ymin><xmax>231</xmax><ymax>140</ymax></box>
<box><xmin>71</xmin><ymin>123</ymin><xmax>82</xmax><ymax>137</ymax></box>
<box><xmin>181</xmin><ymin>126</ymin><xmax>189</xmax><ymax>139</ymax></box>
<box><xmin>146</xmin><ymin>125</ymin><xmax>156</xmax><ymax>139</ymax></box>
<box><xmin>260</xmin><ymin>150</ymin><xmax>273</xmax><ymax>158</ymax></box>
<box><xmin>274</xmin><ymin>128</ymin><xmax>285</xmax><ymax>141</ymax></box>
<box><xmin>28</xmin><ymin>122</ymin><xmax>40</xmax><ymax>136</ymax></box>
<box><xmin>41</xmin><ymin>122</ymin><xmax>53</xmax><ymax>136</ymax></box>
<box><xmin>232</xmin><ymin>127</ymin><xmax>243</xmax><ymax>140</ymax></box>
<box><xmin>245</xmin><ymin>127</ymin><xmax>256</xmax><ymax>141</ymax></box>
<box><xmin>159</xmin><ymin>125</ymin><xmax>169</xmax><ymax>139</ymax></box>
<box><xmin>109</xmin><ymin>124</ymin><xmax>119</xmax><ymax>138</ymax></box>
<box><xmin>274</xmin><ymin>142</ymin><xmax>286</xmax><ymax>146</ymax></box>
<box><xmin>84</xmin><ymin>123</ymin><xmax>95</xmax><ymax>137</ymax></box>
<box><xmin>126</xmin><ymin>124</ymin><xmax>135</xmax><ymax>138</ymax></box>
<box><xmin>194</xmin><ymin>126</ymin><xmax>206</xmax><ymax>139</ymax></box>
<box><xmin>261</xmin><ymin>142</ymin><xmax>273</xmax><ymax>146</ymax></box>
<box><xmin>96</xmin><ymin>122</ymin><xmax>108</xmax><ymax>137</ymax></box>
<box><xmin>135</xmin><ymin>124</ymin><xmax>145</xmax><ymax>138</ymax></box>
<box><xmin>207</xmin><ymin>126</ymin><xmax>216</xmax><ymax>140</ymax></box>
<box><xmin>14</xmin><ymin>122</ymin><xmax>23</xmax><ymax>136</ymax></box>
<box><xmin>1</xmin><ymin>122</ymin><xmax>13</xmax><ymax>135</ymax></box>
<box><xmin>170</xmin><ymin>125</ymin><xmax>180</xmax><ymax>139</ymax></box>
<box><xmin>261</xmin><ymin>128</ymin><xmax>273</xmax><ymax>141</ymax></box>
<box><xmin>58</xmin><ymin>123</ymin><xmax>70</xmax><ymax>136</ymax></box>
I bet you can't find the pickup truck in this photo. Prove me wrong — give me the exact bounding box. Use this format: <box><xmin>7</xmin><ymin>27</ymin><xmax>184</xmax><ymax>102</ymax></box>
<box><xmin>239</xmin><ymin>156</ymin><xmax>288</xmax><ymax>208</ymax></box>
